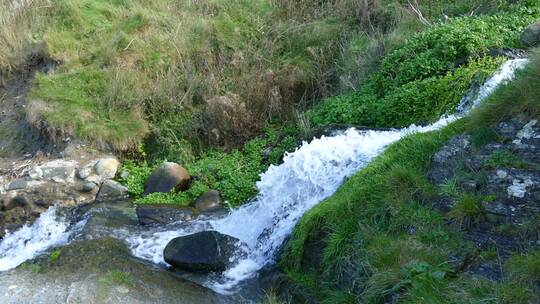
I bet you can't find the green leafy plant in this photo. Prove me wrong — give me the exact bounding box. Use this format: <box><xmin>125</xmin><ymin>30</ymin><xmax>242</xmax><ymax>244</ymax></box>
<box><xmin>49</xmin><ymin>249</ymin><xmax>61</xmax><ymax>263</ymax></box>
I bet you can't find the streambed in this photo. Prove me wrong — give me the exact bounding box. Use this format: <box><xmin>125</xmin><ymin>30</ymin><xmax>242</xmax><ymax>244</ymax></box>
<box><xmin>0</xmin><ymin>59</ymin><xmax>528</xmax><ymax>303</ymax></box>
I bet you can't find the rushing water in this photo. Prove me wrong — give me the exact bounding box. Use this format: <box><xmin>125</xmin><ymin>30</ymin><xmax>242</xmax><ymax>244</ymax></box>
<box><xmin>0</xmin><ymin>59</ymin><xmax>528</xmax><ymax>293</ymax></box>
<box><xmin>0</xmin><ymin>206</ymin><xmax>85</xmax><ymax>271</ymax></box>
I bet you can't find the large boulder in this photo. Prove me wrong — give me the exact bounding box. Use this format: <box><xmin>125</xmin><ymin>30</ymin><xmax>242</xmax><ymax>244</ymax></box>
<box><xmin>164</xmin><ymin>231</ymin><xmax>240</xmax><ymax>272</ymax></box>
<box><xmin>195</xmin><ymin>190</ymin><xmax>223</xmax><ymax>213</ymax></box>
<box><xmin>136</xmin><ymin>204</ymin><xmax>197</xmax><ymax>225</ymax></box>
<box><xmin>96</xmin><ymin>180</ymin><xmax>129</xmax><ymax>202</ymax></box>
<box><xmin>520</xmin><ymin>21</ymin><xmax>540</xmax><ymax>48</ymax></box>
<box><xmin>143</xmin><ymin>162</ymin><xmax>191</xmax><ymax>195</ymax></box>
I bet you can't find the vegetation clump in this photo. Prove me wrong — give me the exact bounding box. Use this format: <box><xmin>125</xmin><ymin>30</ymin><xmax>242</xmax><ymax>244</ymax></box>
<box><xmin>120</xmin><ymin>126</ymin><xmax>299</xmax><ymax>207</ymax></box>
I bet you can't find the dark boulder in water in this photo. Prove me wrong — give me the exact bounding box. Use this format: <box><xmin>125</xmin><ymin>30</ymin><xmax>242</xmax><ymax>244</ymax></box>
<box><xmin>164</xmin><ymin>230</ymin><xmax>240</xmax><ymax>272</ymax></box>
<box><xmin>143</xmin><ymin>162</ymin><xmax>191</xmax><ymax>195</ymax></box>
<box><xmin>136</xmin><ymin>204</ymin><xmax>197</xmax><ymax>225</ymax></box>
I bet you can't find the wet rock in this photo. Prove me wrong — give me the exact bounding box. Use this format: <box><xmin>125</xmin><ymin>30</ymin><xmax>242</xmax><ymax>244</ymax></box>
<box><xmin>164</xmin><ymin>231</ymin><xmax>240</xmax><ymax>272</ymax></box>
<box><xmin>144</xmin><ymin>162</ymin><xmax>191</xmax><ymax>195</ymax></box>
<box><xmin>195</xmin><ymin>190</ymin><xmax>223</xmax><ymax>213</ymax></box>
<box><xmin>520</xmin><ymin>21</ymin><xmax>540</xmax><ymax>48</ymax></box>
<box><xmin>0</xmin><ymin>238</ymin><xmax>222</xmax><ymax>303</ymax></box>
<box><xmin>95</xmin><ymin>180</ymin><xmax>128</xmax><ymax>202</ymax></box>
<box><xmin>136</xmin><ymin>204</ymin><xmax>197</xmax><ymax>225</ymax></box>
<box><xmin>94</xmin><ymin>158</ymin><xmax>119</xmax><ymax>180</ymax></box>
<box><xmin>488</xmin><ymin>48</ymin><xmax>527</xmax><ymax>59</ymax></box>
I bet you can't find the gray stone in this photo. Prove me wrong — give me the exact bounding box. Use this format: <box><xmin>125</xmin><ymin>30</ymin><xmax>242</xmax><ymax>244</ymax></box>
<box><xmin>80</xmin><ymin>182</ymin><xmax>98</xmax><ymax>193</ymax></box>
<box><xmin>77</xmin><ymin>166</ymin><xmax>93</xmax><ymax>180</ymax></box>
<box><xmin>96</xmin><ymin>180</ymin><xmax>129</xmax><ymax>202</ymax></box>
<box><xmin>7</xmin><ymin>179</ymin><xmax>28</xmax><ymax>191</ymax></box>
<box><xmin>95</xmin><ymin>158</ymin><xmax>119</xmax><ymax>180</ymax></box>
<box><xmin>195</xmin><ymin>190</ymin><xmax>223</xmax><ymax>213</ymax></box>
<box><xmin>520</xmin><ymin>21</ymin><xmax>540</xmax><ymax>48</ymax></box>
<box><xmin>39</xmin><ymin>160</ymin><xmax>77</xmax><ymax>182</ymax></box>
<box><xmin>136</xmin><ymin>205</ymin><xmax>197</xmax><ymax>225</ymax></box>
<box><xmin>428</xmin><ymin>135</ymin><xmax>471</xmax><ymax>184</ymax></box>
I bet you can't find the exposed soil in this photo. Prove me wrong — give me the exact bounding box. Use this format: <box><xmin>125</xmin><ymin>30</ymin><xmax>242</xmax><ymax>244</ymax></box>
<box><xmin>0</xmin><ymin>50</ymin><xmax>65</xmax><ymax>169</ymax></box>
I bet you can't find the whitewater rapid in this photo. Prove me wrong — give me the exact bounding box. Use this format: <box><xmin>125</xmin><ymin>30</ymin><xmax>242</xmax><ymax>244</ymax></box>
<box><xmin>0</xmin><ymin>59</ymin><xmax>528</xmax><ymax>293</ymax></box>
<box><xmin>124</xmin><ymin>58</ymin><xmax>529</xmax><ymax>292</ymax></box>
<box><xmin>0</xmin><ymin>206</ymin><xmax>85</xmax><ymax>271</ymax></box>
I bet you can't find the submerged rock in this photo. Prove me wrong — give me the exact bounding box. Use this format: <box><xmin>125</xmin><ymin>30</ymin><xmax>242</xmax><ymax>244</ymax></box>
<box><xmin>195</xmin><ymin>190</ymin><xmax>223</xmax><ymax>213</ymax></box>
<box><xmin>164</xmin><ymin>231</ymin><xmax>240</xmax><ymax>272</ymax></box>
<box><xmin>136</xmin><ymin>204</ymin><xmax>197</xmax><ymax>225</ymax></box>
<box><xmin>144</xmin><ymin>162</ymin><xmax>191</xmax><ymax>195</ymax></box>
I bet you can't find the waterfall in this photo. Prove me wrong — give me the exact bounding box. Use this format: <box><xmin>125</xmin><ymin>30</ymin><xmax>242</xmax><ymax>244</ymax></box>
<box><xmin>0</xmin><ymin>59</ymin><xmax>527</xmax><ymax>292</ymax></box>
<box><xmin>125</xmin><ymin>58</ymin><xmax>528</xmax><ymax>293</ymax></box>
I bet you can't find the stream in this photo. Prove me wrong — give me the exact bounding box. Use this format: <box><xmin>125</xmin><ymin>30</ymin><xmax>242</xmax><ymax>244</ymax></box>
<box><xmin>0</xmin><ymin>58</ymin><xmax>528</xmax><ymax>302</ymax></box>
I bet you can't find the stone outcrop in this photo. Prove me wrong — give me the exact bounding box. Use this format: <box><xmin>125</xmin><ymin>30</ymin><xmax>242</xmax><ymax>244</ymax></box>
<box><xmin>0</xmin><ymin>156</ymin><xmax>126</xmax><ymax>237</ymax></box>
<box><xmin>428</xmin><ymin>118</ymin><xmax>540</xmax><ymax>278</ymax></box>
<box><xmin>0</xmin><ymin>238</ymin><xmax>221</xmax><ymax>303</ymax></box>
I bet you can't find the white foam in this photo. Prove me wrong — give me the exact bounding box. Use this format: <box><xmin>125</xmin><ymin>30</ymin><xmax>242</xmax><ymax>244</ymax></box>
<box><xmin>0</xmin><ymin>206</ymin><xmax>75</xmax><ymax>271</ymax></box>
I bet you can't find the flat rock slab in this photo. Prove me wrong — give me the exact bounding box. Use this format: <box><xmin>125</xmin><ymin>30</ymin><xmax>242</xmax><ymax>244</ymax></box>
<box><xmin>0</xmin><ymin>238</ymin><xmax>223</xmax><ymax>304</ymax></box>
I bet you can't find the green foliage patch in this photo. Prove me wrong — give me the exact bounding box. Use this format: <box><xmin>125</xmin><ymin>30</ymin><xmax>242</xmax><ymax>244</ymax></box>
<box><xmin>120</xmin><ymin>126</ymin><xmax>300</xmax><ymax>207</ymax></box>
<box><xmin>309</xmin><ymin>6</ymin><xmax>540</xmax><ymax>128</ymax></box>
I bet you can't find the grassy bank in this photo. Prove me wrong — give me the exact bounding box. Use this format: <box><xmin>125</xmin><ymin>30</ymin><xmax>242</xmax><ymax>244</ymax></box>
<box><xmin>0</xmin><ymin>0</ymin><xmax>523</xmax><ymax>157</ymax></box>
<box><xmin>280</xmin><ymin>50</ymin><xmax>540</xmax><ymax>303</ymax></box>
